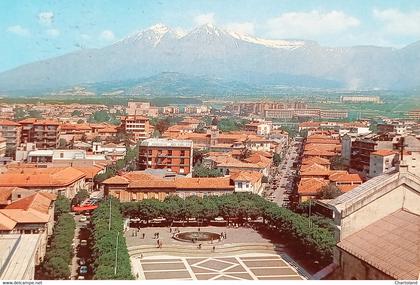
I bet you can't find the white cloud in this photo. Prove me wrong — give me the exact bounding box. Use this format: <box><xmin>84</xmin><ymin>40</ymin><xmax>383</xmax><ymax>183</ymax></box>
<box><xmin>266</xmin><ymin>10</ymin><xmax>360</xmax><ymax>38</ymax></box>
<box><xmin>46</xmin><ymin>28</ymin><xmax>60</xmax><ymax>37</ymax></box>
<box><xmin>7</xmin><ymin>25</ymin><xmax>30</xmax><ymax>37</ymax></box>
<box><xmin>100</xmin><ymin>30</ymin><xmax>115</xmax><ymax>41</ymax></box>
<box><xmin>225</xmin><ymin>22</ymin><xmax>255</xmax><ymax>35</ymax></box>
<box><xmin>38</xmin><ymin>11</ymin><xmax>54</xmax><ymax>25</ymax></box>
<box><xmin>194</xmin><ymin>13</ymin><xmax>215</xmax><ymax>26</ymax></box>
<box><xmin>373</xmin><ymin>9</ymin><xmax>420</xmax><ymax>36</ymax></box>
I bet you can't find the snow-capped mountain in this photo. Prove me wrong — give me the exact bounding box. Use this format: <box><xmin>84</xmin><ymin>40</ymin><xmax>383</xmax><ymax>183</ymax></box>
<box><xmin>0</xmin><ymin>23</ymin><xmax>419</xmax><ymax>91</ymax></box>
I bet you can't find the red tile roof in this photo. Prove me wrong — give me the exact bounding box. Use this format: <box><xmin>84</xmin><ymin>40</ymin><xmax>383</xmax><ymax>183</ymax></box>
<box><xmin>337</xmin><ymin>210</ymin><xmax>420</xmax><ymax>280</ymax></box>
<box><xmin>0</xmin><ymin>119</ymin><xmax>20</xmax><ymax>126</ymax></box>
<box><xmin>0</xmin><ymin>212</ymin><xmax>17</xmax><ymax>230</ymax></box>
<box><xmin>0</xmin><ymin>167</ymin><xmax>85</xmax><ymax>187</ymax></box>
<box><xmin>329</xmin><ymin>172</ymin><xmax>363</xmax><ymax>183</ymax></box>
<box><xmin>230</xmin><ymin>171</ymin><xmax>263</xmax><ymax>183</ymax></box>
<box><xmin>5</xmin><ymin>192</ymin><xmax>55</xmax><ymax>214</ymax></box>
<box><xmin>298</xmin><ymin>178</ymin><xmax>329</xmax><ymax>195</ymax></box>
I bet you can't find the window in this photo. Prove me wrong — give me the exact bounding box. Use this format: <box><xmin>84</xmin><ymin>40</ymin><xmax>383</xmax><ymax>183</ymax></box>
<box><xmin>148</xmin><ymin>150</ymin><xmax>152</xmax><ymax>155</ymax></box>
<box><xmin>168</xmin><ymin>150</ymin><xmax>172</xmax><ymax>156</ymax></box>
<box><xmin>238</xmin><ymin>182</ymin><xmax>243</xmax><ymax>188</ymax></box>
<box><xmin>180</xmin><ymin>150</ymin><xmax>185</xmax><ymax>156</ymax></box>
<box><xmin>60</xmin><ymin>152</ymin><xmax>64</xmax><ymax>158</ymax></box>
<box><xmin>180</xmin><ymin>158</ymin><xmax>185</xmax><ymax>164</ymax></box>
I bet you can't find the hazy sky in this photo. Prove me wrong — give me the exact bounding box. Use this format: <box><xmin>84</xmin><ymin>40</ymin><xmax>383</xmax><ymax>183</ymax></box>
<box><xmin>1</xmin><ymin>0</ymin><xmax>420</xmax><ymax>72</ymax></box>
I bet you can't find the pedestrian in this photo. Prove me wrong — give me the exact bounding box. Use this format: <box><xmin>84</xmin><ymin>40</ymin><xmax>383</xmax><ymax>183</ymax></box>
<box><xmin>157</xmin><ymin>232</ymin><xmax>159</xmax><ymax>239</ymax></box>
<box><xmin>140</xmin><ymin>253</ymin><xmax>143</xmax><ymax>259</ymax></box>
<box><xmin>198</xmin><ymin>227</ymin><xmax>200</xmax><ymax>232</ymax></box>
<box><xmin>157</xmin><ymin>239</ymin><xmax>160</xmax><ymax>247</ymax></box>
<box><xmin>169</xmin><ymin>227</ymin><xmax>172</xmax><ymax>233</ymax></box>
<box><xmin>132</xmin><ymin>231</ymin><xmax>134</xmax><ymax>237</ymax></box>
<box><xmin>198</xmin><ymin>243</ymin><xmax>202</xmax><ymax>249</ymax></box>
<box><xmin>212</xmin><ymin>246</ymin><xmax>215</xmax><ymax>252</ymax></box>
<box><xmin>142</xmin><ymin>233</ymin><xmax>145</xmax><ymax>239</ymax></box>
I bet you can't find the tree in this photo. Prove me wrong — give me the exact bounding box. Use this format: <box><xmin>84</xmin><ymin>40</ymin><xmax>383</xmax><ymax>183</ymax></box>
<box><xmin>273</xmin><ymin>153</ymin><xmax>282</xmax><ymax>167</ymax></box>
<box><xmin>193</xmin><ymin>149</ymin><xmax>209</xmax><ymax>166</ymax></box>
<box><xmin>155</xmin><ymin>118</ymin><xmax>170</xmax><ymax>134</ymax></box>
<box><xmin>28</xmin><ymin>110</ymin><xmax>43</xmax><ymax>118</ymax></box>
<box><xmin>42</xmin><ymin>257</ymin><xmax>70</xmax><ymax>280</ymax></box>
<box><xmin>91</xmin><ymin>198</ymin><xmax>134</xmax><ymax>280</ymax></box>
<box><xmin>317</xmin><ymin>184</ymin><xmax>343</xmax><ymax>199</ymax></box>
<box><xmin>73</xmin><ymin>189</ymin><xmax>90</xmax><ymax>206</ymax></box>
<box><xmin>58</xmin><ymin>138</ymin><xmax>67</xmax><ymax>149</ymax></box>
<box><xmin>71</xmin><ymin>110</ymin><xmax>83</xmax><ymax>117</ymax></box>
<box><xmin>54</xmin><ymin>195</ymin><xmax>71</xmax><ymax>218</ymax></box>
<box><xmin>192</xmin><ymin>164</ymin><xmax>223</xmax><ymax>178</ymax></box>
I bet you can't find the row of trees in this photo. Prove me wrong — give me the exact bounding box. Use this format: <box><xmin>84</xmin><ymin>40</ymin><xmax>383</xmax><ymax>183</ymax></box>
<box><xmin>91</xmin><ymin>198</ymin><xmax>134</xmax><ymax>280</ymax></box>
<box><xmin>121</xmin><ymin>193</ymin><xmax>335</xmax><ymax>260</ymax></box>
<box><xmin>41</xmin><ymin>196</ymin><xmax>75</xmax><ymax>279</ymax></box>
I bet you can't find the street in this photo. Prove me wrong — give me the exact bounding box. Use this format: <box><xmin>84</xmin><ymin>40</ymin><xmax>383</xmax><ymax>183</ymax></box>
<box><xmin>264</xmin><ymin>138</ymin><xmax>303</xmax><ymax>207</ymax></box>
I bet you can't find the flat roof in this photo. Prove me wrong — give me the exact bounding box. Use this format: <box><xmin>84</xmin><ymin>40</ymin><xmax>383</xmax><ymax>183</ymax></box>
<box><xmin>141</xmin><ymin>138</ymin><xmax>193</xmax><ymax>148</ymax></box>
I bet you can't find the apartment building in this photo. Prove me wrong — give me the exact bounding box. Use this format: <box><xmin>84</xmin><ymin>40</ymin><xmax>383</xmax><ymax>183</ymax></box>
<box><xmin>349</xmin><ymin>137</ymin><xmax>394</xmax><ymax>177</ymax></box>
<box><xmin>18</xmin><ymin>119</ymin><xmax>60</xmax><ymax>149</ymax></box>
<box><xmin>138</xmin><ymin>138</ymin><xmax>193</xmax><ymax>175</ymax></box>
<box><xmin>341</xmin><ymin>95</ymin><xmax>381</xmax><ymax>103</ymax></box>
<box><xmin>244</xmin><ymin>121</ymin><xmax>272</xmax><ymax>135</ymax></box>
<box><xmin>127</xmin><ymin>101</ymin><xmax>159</xmax><ymax>117</ymax></box>
<box><xmin>119</xmin><ymin>115</ymin><xmax>150</xmax><ymax>142</ymax></box>
<box><xmin>0</xmin><ymin>120</ymin><xmax>21</xmax><ymax>155</ymax></box>
<box><xmin>368</xmin><ymin>149</ymin><xmax>399</xmax><ymax>178</ymax></box>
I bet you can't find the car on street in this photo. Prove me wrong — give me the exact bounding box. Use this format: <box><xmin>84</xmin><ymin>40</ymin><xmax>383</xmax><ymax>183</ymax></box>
<box><xmin>79</xmin><ymin>265</ymin><xmax>88</xmax><ymax>275</ymax></box>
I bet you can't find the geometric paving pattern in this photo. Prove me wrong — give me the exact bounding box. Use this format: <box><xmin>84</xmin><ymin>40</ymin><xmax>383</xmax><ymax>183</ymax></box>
<box><xmin>132</xmin><ymin>254</ymin><xmax>304</xmax><ymax>280</ymax></box>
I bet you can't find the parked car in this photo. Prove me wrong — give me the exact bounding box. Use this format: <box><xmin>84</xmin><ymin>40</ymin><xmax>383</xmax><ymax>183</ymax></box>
<box><xmin>79</xmin><ymin>265</ymin><xmax>88</xmax><ymax>275</ymax></box>
<box><xmin>79</xmin><ymin>215</ymin><xmax>87</xmax><ymax>222</ymax></box>
<box><xmin>80</xmin><ymin>240</ymin><xmax>88</xmax><ymax>246</ymax></box>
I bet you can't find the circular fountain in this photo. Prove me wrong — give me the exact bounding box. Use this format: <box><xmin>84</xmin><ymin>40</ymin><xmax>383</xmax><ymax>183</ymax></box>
<box><xmin>173</xmin><ymin>231</ymin><xmax>221</xmax><ymax>243</ymax></box>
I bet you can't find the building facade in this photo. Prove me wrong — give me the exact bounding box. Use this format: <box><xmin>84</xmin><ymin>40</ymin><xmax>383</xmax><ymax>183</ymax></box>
<box><xmin>119</xmin><ymin>115</ymin><xmax>150</xmax><ymax>142</ymax></box>
<box><xmin>18</xmin><ymin>119</ymin><xmax>60</xmax><ymax>149</ymax></box>
<box><xmin>0</xmin><ymin>120</ymin><xmax>21</xmax><ymax>156</ymax></box>
<box><xmin>138</xmin><ymin>138</ymin><xmax>193</xmax><ymax>175</ymax></box>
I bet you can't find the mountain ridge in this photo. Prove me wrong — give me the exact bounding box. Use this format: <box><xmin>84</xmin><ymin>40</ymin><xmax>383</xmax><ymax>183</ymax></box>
<box><xmin>0</xmin><ymin>23</ymin><xmax>419</xmax><ymax>91</ymax></box>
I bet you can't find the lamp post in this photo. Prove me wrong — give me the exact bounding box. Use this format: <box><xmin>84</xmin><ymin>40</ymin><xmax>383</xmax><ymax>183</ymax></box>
<box><xmin>114</xmin><ymin>231</ymin><xmax>120</xmax><ymax>275</ymax></box>
<box><xmin>108</xmin><ymin>198</ymin><xmax>112</xmax><ymax>231</ymax></box>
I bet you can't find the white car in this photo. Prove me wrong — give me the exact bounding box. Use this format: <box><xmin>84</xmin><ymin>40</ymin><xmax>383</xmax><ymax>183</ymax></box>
<box><xmin>79</xmin><ymin>215</ymin><xmax>87</xmax><ymax>222</ymax></box>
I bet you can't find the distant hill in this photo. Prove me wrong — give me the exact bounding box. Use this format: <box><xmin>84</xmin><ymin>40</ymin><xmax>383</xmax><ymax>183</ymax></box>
<box><xmin>0</xmin><ymin>23</ymin><xmax>419</xmax><ymax>92</ymax></box>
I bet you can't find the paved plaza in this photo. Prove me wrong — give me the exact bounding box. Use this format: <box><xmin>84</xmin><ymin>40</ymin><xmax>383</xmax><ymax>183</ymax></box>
<box><xmin>132</xmin><ymin>254</ymin><xmax>304</xmax><ymax>280</ymax></box>
<box><xmin>126</xmin><ymin>226</ymin><xmax>308</xmax><ymax>280</ymax></box>
<box><xmin>125</xmin><ymin>226</ymin><xmax>272</xmax><ymax>247</ymax></box>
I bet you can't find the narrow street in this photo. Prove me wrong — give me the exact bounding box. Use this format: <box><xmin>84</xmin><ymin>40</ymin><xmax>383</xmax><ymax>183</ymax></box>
<box><xmin>265</xmin><ymin>138</ymin><xmax>302</xmax><ymax>207</ymax></box>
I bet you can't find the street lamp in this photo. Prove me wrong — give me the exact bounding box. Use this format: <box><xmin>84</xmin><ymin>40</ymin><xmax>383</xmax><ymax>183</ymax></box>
<box><xmin>114</xmin><ymin>231</ymin><xmax>120</xmax><ymax>275</ymax></box>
